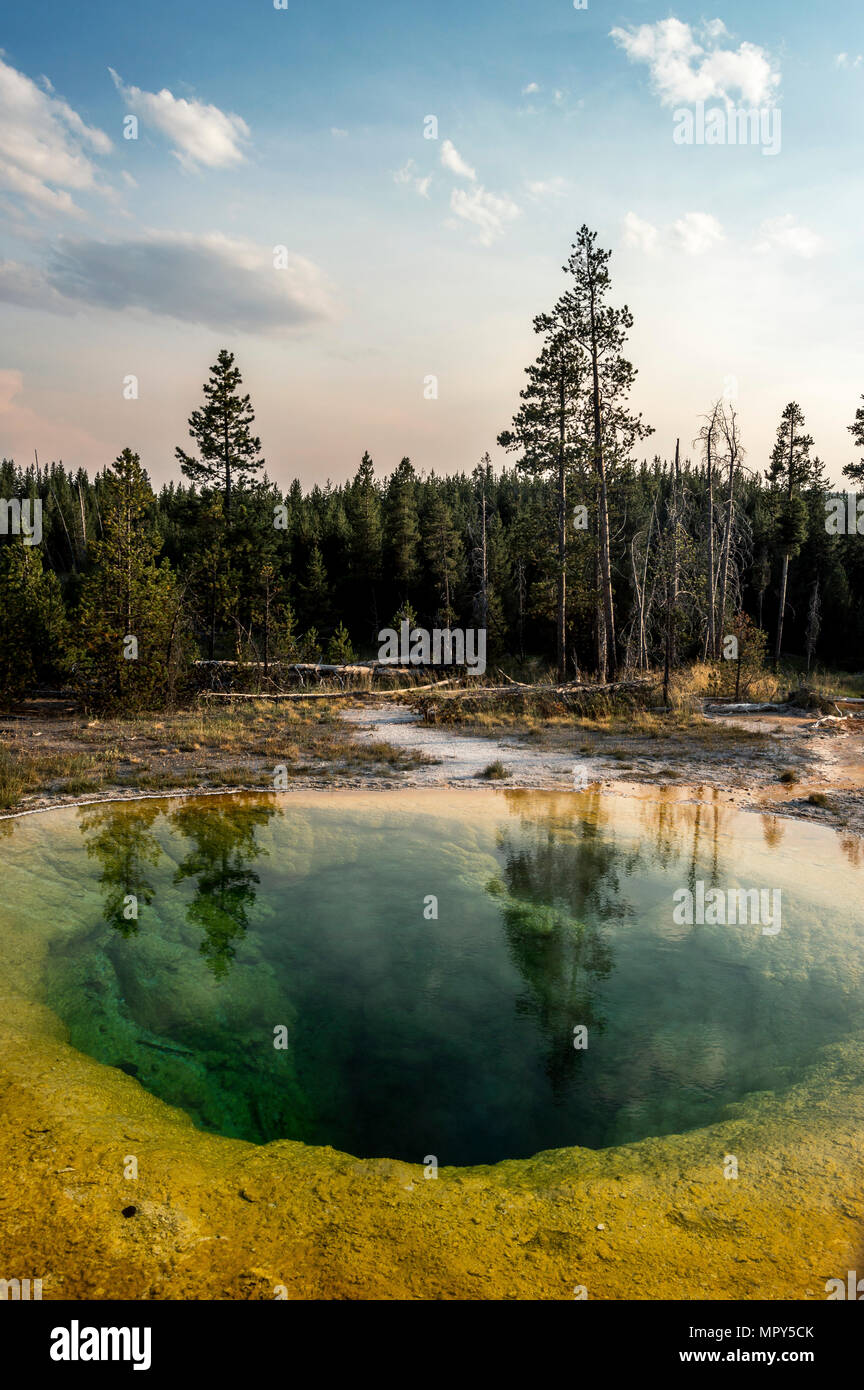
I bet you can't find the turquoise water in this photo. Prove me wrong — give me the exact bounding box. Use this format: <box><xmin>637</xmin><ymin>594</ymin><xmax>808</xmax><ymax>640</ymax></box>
<box><xmin>9</xmin><ymin>789</ymin><xmax>864</xmax><ymax>1164</ymax></box>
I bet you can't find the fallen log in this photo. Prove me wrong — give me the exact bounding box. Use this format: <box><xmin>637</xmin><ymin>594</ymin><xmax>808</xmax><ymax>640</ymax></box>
<box><xmin>414</xmin><ymin>679</ymin><xmax>654</xmax><ymax>702</ymax></box>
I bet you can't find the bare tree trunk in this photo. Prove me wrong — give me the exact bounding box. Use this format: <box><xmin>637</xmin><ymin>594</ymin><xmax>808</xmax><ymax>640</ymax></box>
<box><xmin>594</xmin><ymin>501</ymin><xmax>606</xmax><ymax>678</ymax></box>
<box><xmin>630</xmin><ymin>540</ymin><xmax>644</xmax><ymax>671</ymax></box>
<box><xmin>631</xmin><ymin>495</ymin><xmax>656</xmax><ymax>671</ymax></box>
<box><xmin>706</xmin><ymin>432</ymin><xmax>716</xmax><ymax>659</ymax></box>
<box><xmin>774</xmin><ymin>415</ymin><xmax>797</xmax><ymax>668</ymax></box>
<box><xmin>588</xmin><ymin>288</ymin><xmax>616</xmax><ymax>680</ymax></box>
<box><xmin>479</xmin><ymin>482</ymin><xmax>489</xmax><ymax>632</ymax></box>
<box><xmin>556</xmin><ymin>371</ymin><xmax>567</xmax><ymax>683</ymax></box>
<box><xmin>717</xmin><ymin>405</ymin><xmax>740</xmax><ymax>654</ymax></box>
<box><xmin>639</xmin><ymin>497</ymin><xmax>657</xmax><ymax>671</ymax></box>
<box><xmin>774</xmin><ymin>551</ymin><xmax>790</xmax><ymax>666</ymax></box>
<box><xmin>663</xmin><ymin>441</ymin><xmax>681</xmax><ymax>705</ymax></box>
<box><xmin>805</xmin><ymin>577</ymin><xmax>820</xmax><ymax>674</ymax></box>
<box><xmin>696</xmin><ymin>402</ymin><xmax>724</xmax><ymax>658</ymax></box>
<box><xmin>77</xmin><ymin>479</ymin><xmax>88</xmax><ymax>563</ymax></box>
<box><xmin>263</xmin><ymin>576</ymin><xmax>270</xmax><ymax>676</ymax></box>
<box><xmin>516</xmin><ymin>555</ymin><xmax>525</xmax><ymax>662</ymax></box>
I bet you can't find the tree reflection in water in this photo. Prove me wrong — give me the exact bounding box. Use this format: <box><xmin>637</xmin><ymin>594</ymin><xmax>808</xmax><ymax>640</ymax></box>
<box><xmin>79</xmin><ymin>801</ymin><xmax>163</xmax><ymax>937</ymax></box>
<box><xmin>169</xmin><ymin>799</ymin><xmax>276</xmax><ymax>977</ymax></box>
<box><xmin>487</xmin><ymin>790</ymin><xmax>636</xmax><ymax>1094</ymax></box>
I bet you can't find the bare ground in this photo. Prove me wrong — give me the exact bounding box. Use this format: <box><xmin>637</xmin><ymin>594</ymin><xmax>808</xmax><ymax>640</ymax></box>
<box><xmin>1</xmin><ymin>696</ymin><xmax>862</xmax><ymax>838</ymax></box>
<box><xmin>342</xmin><ymin>700</ymin><xmax>864</xmax><ymax>836</ymax></box>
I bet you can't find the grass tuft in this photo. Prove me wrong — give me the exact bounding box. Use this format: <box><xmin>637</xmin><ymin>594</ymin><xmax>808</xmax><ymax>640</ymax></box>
<box><xmin>477</xmin><ymin>760</ymin><xmax>511</xmax><ymax>781</ymax></box>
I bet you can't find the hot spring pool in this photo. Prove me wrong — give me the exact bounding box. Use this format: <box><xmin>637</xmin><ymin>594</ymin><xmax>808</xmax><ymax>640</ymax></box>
<box><xmin>3</xmin><ymin>788</ymin><xmax>863</xmax><ymax>1165</ymax></box>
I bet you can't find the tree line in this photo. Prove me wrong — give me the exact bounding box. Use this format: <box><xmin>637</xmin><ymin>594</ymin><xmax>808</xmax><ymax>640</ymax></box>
<box><xmin>2</xmin><ymin>227</ymin><xmax>864</xmax><ymax>711</ymax></box>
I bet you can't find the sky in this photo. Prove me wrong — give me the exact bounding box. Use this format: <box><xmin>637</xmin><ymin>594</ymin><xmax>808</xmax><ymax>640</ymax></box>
<box><xmin>0</xmin><ymin>0</ymin><xmax>861</xmax><ymax>490</ymax></box>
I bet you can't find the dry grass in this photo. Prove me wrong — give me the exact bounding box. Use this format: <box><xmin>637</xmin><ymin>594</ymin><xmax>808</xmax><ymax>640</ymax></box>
<box><xmin>0</xmin><ymin>700</ymin><xmax>435</xmax><ymax>812</ymax></box>
<box><xmin>807</xmin><ymin>791</ymin><xmax>831</xmax><ymax>809</ymax></box>
<box><xmin>679</xmin><ymin>660</ymin><xmax>781</xmax><ymax>704</ymax></box>
<box><xmin>417</xmin><ymin>683</ymin><xmax>768</xmax><ymax>751</ymax></box>
<box><xmin>476</xmin><ymin>760</ymin><xmax>511</xmax><ymax>781</ymax></box>
<box><xmin>0</xmin><ymin>747</ymin><xmax>120</xmax><ymax>807</ymax></box>
<box><xmin>786</xmin><ymin>669</ymin><xmax>864</xmax><ymax>702</ymax></box>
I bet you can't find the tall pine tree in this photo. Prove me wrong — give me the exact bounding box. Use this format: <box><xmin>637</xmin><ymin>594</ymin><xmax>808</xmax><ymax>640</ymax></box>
<box><xmin>176</xmin><ymin>350</ymin><xmax>263</xmax><ymax>515</ymax></box>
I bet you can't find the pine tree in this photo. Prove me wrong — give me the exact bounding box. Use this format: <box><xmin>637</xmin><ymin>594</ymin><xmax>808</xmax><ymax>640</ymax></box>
<box><xmin>327</xmin><ymin>622</ymin><xmax>357</xmax><ymax>664</ymax></box>
<box><xmin>0</xmin><ymin>540</ymin><xmax>66</xmax><ymax>703</ymax></box>
<box><xmin>499</xmin><ymin>325</ymin><xmax>586</xmax><ymax>681</ymax></box>
<box><xmin>767</xmin><ymin>403</ymin><xmax>823</xmax><ymax>665</ymax></box>
<box><xmin>557</xmin><ymin>226</ymin><xmax>653</xmax><ymax>679</ymax></box>
<box><xmin>70</xmin><ymin>449</ymin><xmax>188</xmax><ymax>712</ymax></box>
<box><xmin>422</xmin><ymin>488</ymin><xmax>463</xmax><ymax>626</ymax></box>
<box><xmin>386</xmin><ymin>457</ymin><xmax>420</xmax><ymax>598</ymax></box>
<box><xmin>845</xmin><ymin>396</ymin><xmax>864</xmax><ymax>486</ymax></box>
<box><xmin>183</xmin><ymin>491</ymin><xmax>232</xmax><ymax>660</ymax></box>
<box><xmin>346</xmin><ymin>451</ymin><xmax>383</xmax><ymax>636</ymax></box>
<box><xmin>175</xmin><ymin>349</ymin><xmax>263</xmax><ymax>514</ymax></box>
<box><xmin>300</xmin><ymin>544</ymin><xmax>332</xmax><ymax>632</ymax></box>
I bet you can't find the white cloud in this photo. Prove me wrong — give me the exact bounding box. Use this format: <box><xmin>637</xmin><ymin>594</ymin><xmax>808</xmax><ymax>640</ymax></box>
<box><xmin>330</xmin><ymin>126</ymin><xmax>349</xmax><ymax>137</ymax></box>
<box><xmin>394</xmin><ymin>159</ymin><xmax>431</xmax><ymax>198</ymax></box>
<box><xmin>522</xmin><ymin>82</ymin><xmax>540</xmax><ymax>95</ymax></box>
<box><xmin>109</xmin><ymin>69</ymin><xmax>249</xmax><ymax>169</ymax></box>
<box><xmin>755</xmin><ymin>215</ymin><xmax>824</xmax><ymax>258</ymax></box>
<box><xmin>440</xmin><ymin>139</ymin><xmax>476</xmax><ymax>181</ymax></box>
<box><xmin>525</xmin><ymin>177</ymin><xmax>568</xmax><ymax>200</ymax></box>
<box><xmin>449</xmin><ymin>185</ymin><xmax>519</xmax><ymax>246</ymax></box>
<box><xmin>399</xmin><ymin>140</ymin><xmax>518</xmax><ymax>245</ymax></box>
<box><xmin>610</xmin><ymin>17</ymin><xmax>780</xmax><ymax>108</ymax></box>
<box><xmin>623</xmin><ymin>210</ymin><xmax>724</xmax><ymax>256</ymax></box>
<box><xmin>622</xmin><ymin>211</ymin><xmax>660</xmax><ymax>254</ymax></box>
<box><xmin>623</xmin><ymin>209</ymin><xmax>822</xmax><ymax>262</ymax></box>
<box><xmin>0</xmin><ymin>232</ymin><xmax>336</xmax><ymax>331</ymax></box>
<box><xmin>671</xmin><ymin>211</ymin><xmax>725</xmax><ymax>255</ymax></box>
<box><xmin>0</xmin><ymin>55</ymin><xmax>112</xmax><ymax>216</ymax></box>
<box><xmin>835</xmin><ymin>53</ymin><xmax>863</xmax><ymax>70</ymax></box>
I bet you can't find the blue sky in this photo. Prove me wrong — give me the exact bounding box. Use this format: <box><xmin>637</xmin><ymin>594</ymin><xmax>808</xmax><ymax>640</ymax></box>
<box><xmin>0</xmin><ymin>1</ymin><xmax>862</xmax><ymax>487</ymax></box>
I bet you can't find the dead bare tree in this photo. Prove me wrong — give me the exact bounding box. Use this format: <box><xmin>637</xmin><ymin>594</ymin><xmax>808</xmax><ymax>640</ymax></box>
<box><xmin>717</xmin><ymin>402</ymin><xmax>745</xmax><ymax>653</ymax></box>
<box><xmin>695</xmin><ymin>401</ymin><xmax>723</xmax><ymax>658</ymax></box>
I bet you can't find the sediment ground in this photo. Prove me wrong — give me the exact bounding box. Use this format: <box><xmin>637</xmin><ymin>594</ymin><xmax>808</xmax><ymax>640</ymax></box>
<box><xmin>2</xmin><ymin>981</ymin><xmax>863</xmax><ymax>1298</ymax></box>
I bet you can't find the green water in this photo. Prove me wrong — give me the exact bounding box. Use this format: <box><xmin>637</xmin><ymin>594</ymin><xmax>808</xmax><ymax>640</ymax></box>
<box><xmin>4</xmin><ymin>789</ymin><xmax>864</xmax><ymax>1165</ymax></box>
